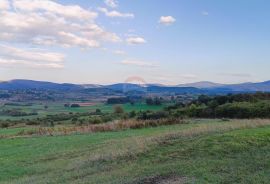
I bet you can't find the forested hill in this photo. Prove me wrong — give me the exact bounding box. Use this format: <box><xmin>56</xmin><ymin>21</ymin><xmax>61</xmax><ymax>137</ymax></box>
<box><xmin>2</xmin><ymin>79</ymin><xmax>270</xmax><ymax>94</ymax></box>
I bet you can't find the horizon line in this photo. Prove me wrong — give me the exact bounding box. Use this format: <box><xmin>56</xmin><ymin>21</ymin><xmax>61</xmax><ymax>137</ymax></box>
<box><xmin>0</xmin><ymin>78</ymin><xmax>266</xmax><ymax>86</ymax></box>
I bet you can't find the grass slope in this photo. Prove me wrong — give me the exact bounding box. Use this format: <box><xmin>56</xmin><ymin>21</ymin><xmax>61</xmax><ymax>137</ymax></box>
<box><xmin>0</xmin><ymin>119</ymin><xmax>270</xmax><ymax>183</ymax></box>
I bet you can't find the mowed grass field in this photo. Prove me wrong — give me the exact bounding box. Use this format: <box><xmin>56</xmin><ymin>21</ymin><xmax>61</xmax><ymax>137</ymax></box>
<box><xmin>0</xmin><ymin>103</ymin><xmax>167</xmax><ymax>120</ymax></box>
<box><xmin>1</xmin><ymin>119</ymin><xmax>270</xmax><ymax>184</ymax></box>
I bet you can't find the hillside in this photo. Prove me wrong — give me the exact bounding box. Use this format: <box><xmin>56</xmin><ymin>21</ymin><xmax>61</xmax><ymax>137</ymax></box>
<box><xmin>1</xmin><ymin>119</ymin><xmax>270</xmax><ymax>183</ymax></box>
<box><xmin>0</xmin><ymin>80</ymin><xmax>82</xmax><ymax>91</ymax></box>
<box><xmin>177</xmin><ymin>81</ymin><xmax>224</xmax><ymax>88</ymax></box>
<box><xmin>2</xmin><ymin>79</ymin><xmax>270</xmax><ymax>94</ymax></box>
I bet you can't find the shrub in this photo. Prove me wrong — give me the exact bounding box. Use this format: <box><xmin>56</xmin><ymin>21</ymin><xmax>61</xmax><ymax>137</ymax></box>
<box><xmin>129</xmin><ymin>110</ymin><xmax>137</xmax><ymax>118</ymax></box>
<box><xmin>0</xmin><ymin>122</ymin><xmax>9</xmax><ymax>128</ymax></box>
<box><xmin>89</xmin><ymin>117</ymin><xmax>103</xmax><ymax>124</ymax></box>
<box><xmin>114</xmin><ymin>105</ymin><xmax>124</xmax><ymax>114</ymax></box>
<box><xmin>96</xmin><ymin>109</ymin><xmax>102</xmax><ymax>114</ymax></box>
<box><xmin>137</xmin><ymin>111</ymin><xmax>169</xmax><ymax>120</ymax></box>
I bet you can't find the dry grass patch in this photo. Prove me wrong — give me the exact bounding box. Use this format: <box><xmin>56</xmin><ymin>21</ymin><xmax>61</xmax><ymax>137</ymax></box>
<box><xmin>15</xmin><ymin>118</ymin><xmax>186</xmax><ymax>137</ymax></box>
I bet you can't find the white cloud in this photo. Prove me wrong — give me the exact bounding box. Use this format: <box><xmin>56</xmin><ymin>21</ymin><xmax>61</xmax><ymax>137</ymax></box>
<box><xmin>0</xmin><ymin>45</ymin><xmax>65</xmax><ymax>69</ymax></box>
<box><xmin>0</xmin><ymin>0</ymin><xmax>120</xmax><ymax>48</ymax></box>
<box><xmin>0</xmin><ymin>0</ymin><xmax>10</xmax><ymax>10</ymax></box>
<box><xmin>13</xmin><ymin>0</ymin><xmax>97</xmax><ymax>20</ymax></box>
<box><xmin>120</xmin><ymin>60</ymin><xmax>157</xmax><ymax>68</ymax></box>
<box><xmin>0</xmin><ymin>59</ymin><xmax>64</xmax><ymax>69</ymax></box>
<box><xmin>98</xmin><ymin>7</ymin><xmax>134</xmax><ymax>18</ymax></box>
<box><xmin>202</xmin><ymin>11</ymin><xmax>209</xmax><ymax>16</ymax></box>
<box><xmin>104</xmin><ymin>0</ymin><xmax>118</xmax><ymax>8</ymax></box>
<box><xmin>126</xmin><ymin>37</ymin><xmax>146</xmax><ymax>45</ymax></box>
<box><xmin>159</xmin><ymin>16</ymin><xmax>176</xmax><ymax>26</ymax></box>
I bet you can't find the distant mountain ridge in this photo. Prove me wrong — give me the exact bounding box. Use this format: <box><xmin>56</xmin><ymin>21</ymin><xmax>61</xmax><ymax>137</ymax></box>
<box><xmin>216</xmin><ymin>81</ymin><xmax>270</xmax><ymax>92</ymax></box>
<box><xmin>0</xmin><ymin>79</ymin><xmax>82</xmax><ymax>91</ymax></box>
<box><xmin>177</xmin><ymin>81</ymin><xmax>224</xmax><ymax>88</ymax></box>
<box><xmin>178</xmin><ymin>80</ymin><xmax>270</xmax><ymax>92</ymax></box>
<box><xmin>1</xmin><ymin>79</ymin><xmax>270</xmax><ymax>93</ymax></box>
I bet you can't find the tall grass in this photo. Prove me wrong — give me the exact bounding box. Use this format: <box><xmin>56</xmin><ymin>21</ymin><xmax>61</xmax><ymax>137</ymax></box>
<box><xmin>15</xmin><ymin>118</ymin><xmax>186</xmax><ymax>137</ymax></box>
<box><xmin>2</xmin><ymin>119</ymin><xmax>270</xmax><ymax>184</ymax></box>
<box><xmin>9</xmin><ymin>119</ymin><xmax>270</xmax><ymax>140</ymax></box>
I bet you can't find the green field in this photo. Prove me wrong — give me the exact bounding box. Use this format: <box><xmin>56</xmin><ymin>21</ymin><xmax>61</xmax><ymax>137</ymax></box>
<box><xmin>1</xmin><ymin>119</ymin><xmax>270</xmax><ymax>183</ymax></box>
<box><xmin>0</xmin><ymin>103</ymin><xmax>168</xmax><ymax>120</ymax></box>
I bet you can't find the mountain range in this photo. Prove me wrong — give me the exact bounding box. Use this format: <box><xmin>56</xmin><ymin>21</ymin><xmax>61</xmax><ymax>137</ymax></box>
<box><xmin>1</xmin><ymin>79</ymin><xmax>270</xmax><ymax>93</ymax></box>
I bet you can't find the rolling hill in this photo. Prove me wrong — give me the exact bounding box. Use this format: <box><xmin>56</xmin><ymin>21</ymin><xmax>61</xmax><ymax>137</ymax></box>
<box><xmin>1</xmin><ymin>79</ymin><xmax>270</xmax><ymax>93</ymax></box>
<box><xmin>0</xmin><ymin>79</ymin><xmax>82</xmax><ymax>91</ymax></box>
<box><xmin>177</xmin><ymin>81</ymin><xmax>224</xmax><ymax>88</ymax></box>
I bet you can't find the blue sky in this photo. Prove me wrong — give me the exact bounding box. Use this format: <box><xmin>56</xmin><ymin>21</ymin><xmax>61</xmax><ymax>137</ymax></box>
<box><xmin>0</xmin><ymin>0</ymin><xmax>270</xmax><ymax>85</ymax></box>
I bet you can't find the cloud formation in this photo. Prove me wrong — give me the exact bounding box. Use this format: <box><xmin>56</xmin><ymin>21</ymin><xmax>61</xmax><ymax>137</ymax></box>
<box><xmin>98</xmin><ymin>7</ymin><xmax>134</xmax><ymax>18</ymax></box>
<box><xmin>0</xmin><ymin>0</ymin><xmax>9</xmax><ymax>10</ymax></box>
<box><xmin>0</xmin><ymin>45</ymin><xmax>65</xmax><ymax>69</ymax></box>
<box><xmin>126</xmin><ymin>37</ymin><xmax>146</xmax><ymax>45</ymax></box>
<box><xmin>104</xmin><ymin>0</ymin><xmax>118</xmax><ymax>8</ymax></box>
<box><xmin>159</xmin><ymin>16</ymin><xmax>176</xmax><ymax>26</ymax></box>
<box><xmin>0</xmin><ymin>0</ymin><xmax>120</xmax><ymax>48</ymax></box>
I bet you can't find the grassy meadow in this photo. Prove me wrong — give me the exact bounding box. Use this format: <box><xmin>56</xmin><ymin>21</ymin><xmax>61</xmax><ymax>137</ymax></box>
<box><xmin>0</xmin><ymin>102</ymin><xmax>167</xmax><ymax>120</ymax></box>
<box><xmin>1</xmin><ymin>119</ymin><xmax>270</xmax><ymax>183</ymax></box>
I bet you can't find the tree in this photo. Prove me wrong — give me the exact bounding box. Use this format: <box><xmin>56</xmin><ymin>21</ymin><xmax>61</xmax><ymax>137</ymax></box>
<box><xmin>146</xmin><ymin>98</ymin><xmax>154</xmax><ymax>105</ymax></box>
<box><xmin>96</xmin><ymin>109</ymin><xmax>102</xmax><ymax>114</ymax></box>
<box><xmin>114</xmin><ymin>105</ymin><xmax>124</xmax><ymax>114</ymax></box>
<box><xmin>129</xmin><ymin>110</ymin><xmax>136</xmax><ymax>118</ymax></box>
<box><xmin>146</xmin><ymin>97</ymin><xmax>162</xmax><ymax>106</ymax></box>
<box><xmin>107</xmin><ymin>97</ymin><xmax>130</xmax><ymax>104</ymax></box>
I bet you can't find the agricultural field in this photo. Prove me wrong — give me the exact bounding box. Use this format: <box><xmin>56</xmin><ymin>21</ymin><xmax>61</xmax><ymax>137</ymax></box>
<box><xmin>1</xmin><ymin>119</ymin><xmax>270</xmax><ymax>183</ymax></box>
<box><xmin>0</xmin><ymin>102</ymin><xmax>168</xmax><ymax>121</ymax></box>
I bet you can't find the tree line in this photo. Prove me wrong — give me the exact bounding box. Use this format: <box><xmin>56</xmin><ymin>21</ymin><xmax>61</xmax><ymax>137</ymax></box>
<box><xmin>164</xmin><ymin>92</ymin><xmax>270</xmax><ymax>119</ymax></box>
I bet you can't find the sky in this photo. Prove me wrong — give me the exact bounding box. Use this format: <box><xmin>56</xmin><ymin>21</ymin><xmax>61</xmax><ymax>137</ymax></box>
<box><xmin>0</xmin><ymin>0</ymin><xmax>270</xmax><ymax>85</ymax></box>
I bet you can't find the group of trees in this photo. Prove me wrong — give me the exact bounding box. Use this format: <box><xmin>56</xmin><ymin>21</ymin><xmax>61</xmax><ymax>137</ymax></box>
<box><xmin>3</xmin><ymin>92</ymin><xmax>270</xmax><ymax>129</ymax></box>
<box><xmin>137</xmin><ymin>111</ymin><xmax>169</xmax><ymax>120</ymax></box>
<box><xmin>164</xmin><ymin>93</ymin><xmax>270</xmax><ymax>119</ymax></box>
<box><xmin>0</xmin><ymin>94</ymin><xmax>11</xmax><ymax>99</ymax></box>
<box><xmin>64</xmin><ymin>103</ymin><xmax>81</xmax><ymax>108</ymax></box>
<box><xmin>0</xmin><ymin>109</ymin><xmax>38</xmax><ymax>117</ymax></box>
<box><xmin>195</xmin><ymin>93</ymin><xmax>270</xmax><ymax>106</ymax></box>
<box><xmin>107</xmin><ymin>97</ymin><xmax>131</xmax><ymax>104</ymax></box>
<box><xmin>107</xmin><ymin>96</ymin><xmax>164</xmax><ymax>106</ymax></box>
<box><xmin>145</xmin><ymin>97</ymin><xmax>163</xmax><ymax>106</ymax></box>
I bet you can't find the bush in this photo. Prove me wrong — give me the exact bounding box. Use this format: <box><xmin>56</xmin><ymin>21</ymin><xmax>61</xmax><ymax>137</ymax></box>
<box><xmin>137</xmin><ymin>111</ymin><xmax>169</xmax><ymax>120</ymax></box>
<box><xmin>146</xmin><ymin>97</ymin><xmax>162</xmax><ymax>106</ymax></box>
<box><xmin>96</xmin><ymin>109</ymin><xmax>102</xmax><ymax>114</ymax></box>
<box><xmin>0</xmin><ymin>122</ymin><xmax>9</xmax><ymax>128</ymax></box>
<box><xmin>129</xmin><ymin>110</ymin><xmax>136</xmax><ymax>118</ymax></box>
<box><xmin>25</xmin><ymin>120</ymin><xmax>39</xmax><ymax>125</ymax></box>
<box><xmin>89</xmin><ymin>117</ymin><xmax>103</xmax><ymax>124</ymax></box>
<box><xmin>114</xmin><ymin>105</ymin><xmax>124</xmax><ymax>114</ymax></box>
<box><xmin>101</xmin><ymin>114</ymin><xmax>114</xmax><ymax>123</ymax></box>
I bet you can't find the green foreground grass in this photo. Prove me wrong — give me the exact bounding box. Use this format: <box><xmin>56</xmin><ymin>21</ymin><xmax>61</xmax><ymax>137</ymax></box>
<box><xmin>1</xmin><ymin>119</ymin><xmax>270</xmax><ymax>183</ymax></box>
